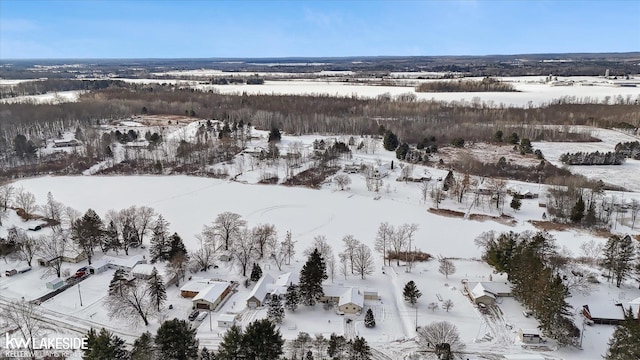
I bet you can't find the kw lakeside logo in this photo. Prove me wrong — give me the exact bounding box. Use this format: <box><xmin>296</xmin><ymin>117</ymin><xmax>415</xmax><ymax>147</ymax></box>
<box><xmin>4</xmin><ymin>333</ymin><xmax>88</xmax><ymax>351</ymax></box>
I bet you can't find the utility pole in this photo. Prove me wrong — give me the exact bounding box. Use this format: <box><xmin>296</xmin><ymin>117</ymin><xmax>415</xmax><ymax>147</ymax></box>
<box><xmin>78</xmin><ymin>283</ymin><xmax>83</xmax><ymax>307</ymax></box>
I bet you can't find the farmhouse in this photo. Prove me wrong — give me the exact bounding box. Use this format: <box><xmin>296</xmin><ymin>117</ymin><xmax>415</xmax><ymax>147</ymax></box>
<box><xmin>582</xmin><ymin>303</ymin><xmax>640</xmax><ymax>325</ymax></box>
<box><xmin>53</xmin><ymin>139</ymin><xmax>80</xmax><ymax>148</ymax></box>
<box><xmin>37</xmin><ymin>248</ymin><xmax>87</xmax><ymax>267</ymax></box>
<box><xmin>338</xmin><ymin>287</ymin><xmax>364</xmax><ymax>315</ymax></box>
<box><xmin>466</xmin><ymin>281</ymin><xmax>512</xmax><ymax>305</ymax></box>
<box><xmin>192</xmin><ymin>281</ymin><xmax>232</xmax><ymax>311</ymax></box>
<box><xmin>246</xmin><ymin>273</ymin><xmax>275</xmax><ymax>308</ymax></box>
<box><xmin>180</xmin><ymin>279</ymin><xmax>218</xmax><ymax>298</ymax></box>
<box><xmin>321</xmin><ymin>285</ymin><xmax>365</xmax><ymax>315</ymax></box>
<box><xmin>101</xmin><ymin>255</ymin><xmax>147</xmax><ymax>272</ymax></box>
<box><xmin>217</xmin><ymin>313</ymin><xmax>237</xmax><ymax>328</ymax></box>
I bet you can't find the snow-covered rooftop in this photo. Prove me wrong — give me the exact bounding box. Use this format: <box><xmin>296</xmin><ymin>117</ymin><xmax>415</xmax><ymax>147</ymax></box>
<box><xmin>102</xmin><ymin>255</ymin><xmax>146</xmax><ymax>269</ymax></box>
<box><xmin>246</xmin><ymin>273</ymin><xmax>274</xmax><ymax>303</ymax></box>
<box><xmin>338</xmin><ymin>287</ymin><xmax>364</xmax><ymax>307</ymax></box>
<box><xmin>192</xmin><ymin>281</ymin><xmax>230</xmax><ymax>303</ymax></box>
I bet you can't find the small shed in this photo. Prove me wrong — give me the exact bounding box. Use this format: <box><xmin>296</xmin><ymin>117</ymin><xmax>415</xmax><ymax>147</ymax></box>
<box><xmin>218</xmin><ymin>251</ymin><xmax>232</xmax><ymax>262</ymax></box>
<box><xmin>46</xmin><ymin>278</ymin><xmax>65</xmax><ymax>290</ymax></box>
<box><xmin>363</xmin><ymin>288</ymin><xmax>379</xmax><ymax>300</ymax></box>
<box><xmin>518</xmin><ymin>328</ymin><xmax>544</xmax><ymax>344</ymax></box>
<box><xmin>217</xmin><ymin>313</ymin><xmax>237</xmax><ymax>328</ymax></box>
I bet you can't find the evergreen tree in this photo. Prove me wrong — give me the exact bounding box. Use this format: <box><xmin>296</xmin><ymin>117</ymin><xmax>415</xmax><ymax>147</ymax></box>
<box><xmin>83</xmin><ymin>328</ymin><xmax>128</xmax><ymax>360</ymax></box>
<box><xmin>348</xmin><ymin>336</ymin><xmax>372</xmax><ymax>360</ymax></box>
<box><xmin>570</xmin><ymin>196</ymin><xmax>585</xmax><ymax>223</ymax></box>
<box><xmin>200</xmin><ymin>347</ymin><xmax>216</xmax><ymax>360</ymax></box>
<box><xmin>494</xmin><ymin>130</ymin><xmax>503</xmax><ymax>143</ymax></box>
<box><xmin>403</xmin><ymin>280</ymin><xmax>422</xmax><ymax>306</ymax></box>
<box><xmin>147</xmin><ymin>267</ymin><xmax>167</xmax><ymax>312</ymax></box>
<box><xmin>217</xmin><ymin>325</ymin><xmax>244</xmax><ymax>360</ymax></box>
<box><xmin>284</xmin><ymin>283</ymin><xmax>300</xmax><ymax>312</ymax></box>
<box><xmin>510</xmin><ymin>197</ymin><xmax>521</xmax><ymax>211</ymax></box>
<box><xmin>150</xmin><ymin>215</ymin><xmax>170</xmax><ymax>262</ymax></box>
<box><xmin>395</xmin><ymin>142</ymin><xmax>409</xmax><ymax>160</ymax></box>
<box><xmin>241</xmin><ymin>319</ymin><xmax>285</xmax><ymax>360</ymax></box>
<box><xmin>267</xmin><ymin>294</ymin><xmax>285</xmax><ymax>324</ymax></box>
<box><xmin>108</xmin><ymin>269</ymin><xmax>129</xmax><ymax>296</ymax></box>
<box><xmin>584</xmin><ymin>202</ymin><xmax>597</xmax><ymax>227</ymax></box>
<box><xmin>299</xmin><ymin>248</ymin><xmax>328</xmax><ymax>306</ymax></box>
<box><xmin>605</xmin><ymin>307</ymin><xmax>640</xmax><ymax>360</ymax></box>
<box><xmin>364</xmin><ymin>308</ymin><xmax>375</xmax><ymax>328</ymax></box>
<box><xmin>168</xmin><ymin>232</ymin><xmax>187</xmax><ymax>261</ymax></box>
<box><xmin>105</xmin><ymin>220</ymin><xmax>121</xmax><ymax>254</ymax></box>
<box><xmin>327</xmin><ymin>334</ymin><xmax>347</xmax><ymax>359</ymax></box>
<box><xmin>442</xmin><ymin>170</ymin><xmax>455</xmax><ymax>192</ymax></box>
<box><xmin>154</xmin><ymin>318</ymin><xmax>199</xmax><ymax>360</ymax></box>
<box><xmin>603</xmin><ymin>235</ymin><xmax>636</xmax><ymax>287</ymax></box>
<box><xmin>72</xmin><ymin>209</ymin><xmax>104</xmax><ymax>264</ymax></box>
<box><xmin>130</xmin><ymin>332</ymin><xmax>154</xmax><ymax>360</ymax></box>
<box><xmin>382</xmin><ymin>130</ymin><xmax>399</xmax><ymax>151</ymax></box>
<box><xmin>268</xmin><ymin>127</ymin><xmax>282</xmax><ymax>143</ymax></box>
<box><xmin>250</xmin><ymin>263</ymin><xmax>262</xmax><ymax>282</ymax></box>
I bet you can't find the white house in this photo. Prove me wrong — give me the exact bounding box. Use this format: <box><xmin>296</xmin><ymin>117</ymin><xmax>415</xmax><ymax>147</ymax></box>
<box><xmin>217</xmin><ymin>313</ymin><xmax>237</xmax><ymax>328</ymax></box>
<box><xmin>466</xmin><ymin>281</ymin><xmax>512</xmax><ymax>305</ymax></box>
<box><xmin>266</xmin><ymin>272</ymin><xmax>299</xmax><ymax>298</ymax></box>
<box><xmin>132</xmin><ymin>263</ymin><xmax>166</xmax><ymax>280</ymax></box>
<box><xmin>246</xmin><ymin>274</ymin><xmax>275</xmax><ymax>309</ymax></box>
<box><xmin>192</xmin><ymin>281</ymin><xmax>232</xmax><ymax>311</ymax></box>
<box><xmin>180</xmin><ymin>279</ymin><xmax>219</xmax><ymax>298</ymax></box>
<box><xmin>88</xmin><ymin>259</ymin><xmax>110</xmax><ymax>274</ymax></box>
<box><xmin>102</xmin><ymin>255</ymin><xmax>147</xmax><ymax>272</ymax></box>
<box><xmin>338</xmin><ymin>287</ymin><xmax>364</xmax><ymax>315</ymax></box>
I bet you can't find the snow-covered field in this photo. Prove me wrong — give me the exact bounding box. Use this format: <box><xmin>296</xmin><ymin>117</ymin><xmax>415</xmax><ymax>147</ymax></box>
<box><xmin>0</xmin><ymin>90</ymin><xmax>83</xmax><ymax>104</ymax></box>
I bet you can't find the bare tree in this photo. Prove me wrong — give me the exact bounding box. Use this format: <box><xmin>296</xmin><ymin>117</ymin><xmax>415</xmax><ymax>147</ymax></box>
<box><xmin>487</xmin><ymin>178</ymin><xmax>507</xmax><ymax>212</ymax></box>
<box><xmin>352</xmin><ymin>243</ymin><xmax>374</xmax><ymax>279</ymax></box>
<box><xmin>63</xmin><ymin>206</ymin><xmax>81</xmax><ymax>229</ymax></box>
<box><xmin>390</xmin><ymin>223</ymin><xmax>418</xmax><ymax>267</ymax></box>
<box><xmin>106</xmin><ymin>280</ymin><xmax>154</xmax><ymax>326</ymax></box>
<box><xmin>232</xmin><ymin>227</ymin><xmax>255</xmax><ymax>277</ymax></box>
<box><xmin>212</xmin><ymin>212</ymin><xmax>246</xmax><ymax>250</ymax></box>
<box><xmin>168</xmin><ymin>252</ymin><xmax>189</xmax><ymax>285</ymax></box>
<box><xmin>326</xmin><ymin>253</ymin><xmax>336</xmax><ymax>283</ymax></box>
<box><xmin>304</xmin><ymin>235</ymin><xmax>333</xmax><ymax>262</ymax></box>
<box><xmin>579</xmin><ymin>239</ymin><xmax>603</xmax><ymax>266</ymax></box>
<box><xmin>283</xmin><ymin>230</ymin><xmax>296</xmax><ymax>265</ymax></box>
<box><xmin>133</xmin><ymin>206</ymin><xmax>156</xmax><ymax>245</ymax></box>
<box><xmin>560</xmin><ymin>266</ymin><xmax>595</xmax><ymax>296</ymax></box>
<box><xmin>189</xmin><ymin>245</ymin><xmax>216</xmax><ymax>272</ymax></box>
<box><xmin>14</xmin><ymin>187</ymin><xmax>38</xmax><ymax>219</ymax></box>
<box><xmin>12</xmin><ymin>228</ymin><xmax>39</xmax><ymax>267</ymax></box>
<box><xmin>42</xmin><ymin>192</ymin><xmax>63</xmax><ymax>227</ymax></box>
<box><xmin>416</xmin><ymin>321</ymin><xmax>465</xmax><ymax>354</ymax></box>
<box><xmin>1</xmin><ymin>300</ymin><xmax>50</xmax><ymax>359</ymax></box>
<box><xmin>0</xmin><ymin>184</ymin><xmax>15</xmax><ymax>211</ymax></box>
<box><xmin>430</xmin><ymin>185</ymin><xmax>445</xmax><ymax>209</ymax></box>
<box><xmin>419</xmin><ymin>181</ymin><xmax>429</xmax><ymax>204</ymax></box>
<box><xmin>630</xmin><ymin>199</ymin><xmax>639</xmax><ymax>230</ymax></box>
<box><xmin>36</xmin><ymin>231</ymin><xmax>68</xmax><ymax>278</ymax></box>
<box><xmin>271</xmin><ymin>240</ymin><xmax>288</xmax><ymax>271</ymax></box>
<box><xmin>252</xmin><ymin>223</ymin><xmax>277</xmax><ymax>259</ymax></box>
<box><xmin>341</xmin><ymin>235</ymin><xmax>360</xmax><ymax>274</ymax></box>
<box><xmin>339</xmin><ymin>253</ymin><xmax>349</xmax><ymax>280</ymax></box>
<box><xmin>442</xmin><ymin>299</ymin><xmax>454</xmax><ymax>312</ymax></box>
<box><xmin>438</xmin><ymin>256</ymin><xmax>456</xmax><ymax>279</ymax></box>
<box><xmin>375</xmin><ymin>222</ymin><xmax>394</xmax><ymax>266</ymax></box>
<box><xmin>333</xmin><ymin>174</ymin><xmax>351</xmax><ymax>191</ymax></box>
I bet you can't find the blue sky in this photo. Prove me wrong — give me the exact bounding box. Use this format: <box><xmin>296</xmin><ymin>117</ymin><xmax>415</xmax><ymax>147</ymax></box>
<box><xmin>1</xmin><ymin>0</ymin><xmax>638</xmax><ymax>59</ymax></box>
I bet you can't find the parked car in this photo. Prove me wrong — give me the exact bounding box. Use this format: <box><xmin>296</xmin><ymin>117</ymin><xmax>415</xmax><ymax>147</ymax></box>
<box><xmin>196</xmin><ymin>312</ymin><xmax>208</xmax><ymax>321</ymax></box>
<box><xmin>188</xmin><ymin>310</ymin><xmax>200</xmax><ymax>321</ymax></box>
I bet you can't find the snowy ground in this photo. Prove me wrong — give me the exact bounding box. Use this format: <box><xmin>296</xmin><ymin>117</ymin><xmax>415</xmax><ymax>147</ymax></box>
<box><xmin>0</xmin><ymin>90</ymin><xmax>83</xmax><ymax>104</ymax></box>
<box><xmin>2</xmin><ymin>122</ymin><xmax>640</xmax><ymax>358</ymax></box>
